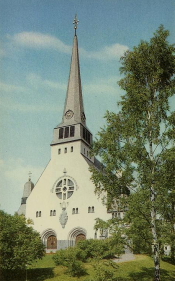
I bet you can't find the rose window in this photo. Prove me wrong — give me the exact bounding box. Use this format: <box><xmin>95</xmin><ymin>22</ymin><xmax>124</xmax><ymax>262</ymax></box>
<box><xmin>55</xmin><ymin>178</ymin><xmax>75</xmax><ymax>200</ymax></box>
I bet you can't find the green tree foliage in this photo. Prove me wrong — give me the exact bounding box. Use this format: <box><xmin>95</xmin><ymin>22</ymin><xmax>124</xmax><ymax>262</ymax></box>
<box><xmin>0</xmin><ymin>210</ymin><xmax>45</xmax><ymax>270</ymax></box>
<box><xmin>90</xmin><ymin>26</ymin><xmax>175</xmax><ymax>281</ymax></box>
<box><xmin>157</xmin><ymin>148</ymin><xmax>175</xmax><ymax>261</ymax></box>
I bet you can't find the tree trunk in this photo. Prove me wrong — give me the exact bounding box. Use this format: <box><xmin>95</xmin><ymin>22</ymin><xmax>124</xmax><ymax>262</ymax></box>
<box><xmin>150</xmin><ymin>185</ymin><xmax>161</xmax><ymax>280</ymax></box>
<box><xmin>148</xmin><ymin>107</ymin><xmax>161</xmax><ymax>281</ymax></box>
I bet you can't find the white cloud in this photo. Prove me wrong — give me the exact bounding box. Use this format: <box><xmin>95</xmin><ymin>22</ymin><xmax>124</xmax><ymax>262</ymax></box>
<box><xmin>0</xmin><ymin>100</ymin><xmax>60</xmax><ymax>113</ymax></box>
<box><xmin>0</xmin><ymin>75</ymin><xmax>65</xmax><ymax>113</ymax></box>
<box><xmin>7</xmin><ymin>31</ymin><xmax>128</xmax><ymax>60</ymax></box>
<box><xmin>26</xmin><ymin>73</ymin><xmax>66</xmax><ymax>91</ymax></box>
<box><xmin>8</xmin><ymin>32</ymin><xmax>72</xmax><ymax>54</ymax></box>
<box><xmin>2</xmin><ymin>158</ymin><xmax>43</xmax><ymax>187</ymax></box>
<box><xmin>0</xmin><ymin>81</ymin><xmax>27</xmax><ymax>93</ymax></box>
<box><xmin>0</xmin><ymin>46</ymin><xmax>6</xmax><ymax>58</ymax></box>
<box><xmin>84</xmin><ymin>76</ymin><xmax>122</xmax><ymax>96</ymax></box>
<box><xmin>0</xmin><ymin>157</ymin><xmax>44</xmax><ymax>214</ymax></box>
<box><xmin>80</xmin><ymin>43</ymin><xmax>129</xmax><ymax>60</ymax></box>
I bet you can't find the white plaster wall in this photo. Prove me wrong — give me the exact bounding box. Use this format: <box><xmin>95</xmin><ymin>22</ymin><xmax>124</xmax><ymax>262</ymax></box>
<box><xmin>26</xmin><ymin>140</ymin><xmax>111</xmax><ymax>244</ymax></box>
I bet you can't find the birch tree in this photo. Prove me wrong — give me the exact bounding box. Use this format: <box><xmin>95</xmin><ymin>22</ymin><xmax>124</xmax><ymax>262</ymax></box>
<box><xmin>90</xmin><ymin>26</ymin><xmax>175</xmax><ymax>281</ymax></box>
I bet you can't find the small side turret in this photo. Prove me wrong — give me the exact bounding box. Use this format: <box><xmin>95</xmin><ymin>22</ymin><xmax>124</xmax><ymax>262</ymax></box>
<box><xmin>18</xmin><ymin>173</ymin><xmax>34</xmax><ymax>216</ymax></box>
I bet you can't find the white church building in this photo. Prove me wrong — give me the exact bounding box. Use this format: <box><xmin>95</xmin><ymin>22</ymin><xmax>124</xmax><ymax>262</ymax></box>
<box><xmin>18</xmin><ymin>17</ymin><xmax>112</xmax><ymax>251</ymax></box>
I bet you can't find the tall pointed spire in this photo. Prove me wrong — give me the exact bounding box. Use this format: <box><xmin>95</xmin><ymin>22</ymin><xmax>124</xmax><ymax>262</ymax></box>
<box><xmin>61</xmin><ymin>15</ymin><xmax>86</xmax><ymax>127</ymax></box>
<box><xmin>52</xmin><ymin>16</ymin><xmax>92</xmax><ymax>148</ymax></box>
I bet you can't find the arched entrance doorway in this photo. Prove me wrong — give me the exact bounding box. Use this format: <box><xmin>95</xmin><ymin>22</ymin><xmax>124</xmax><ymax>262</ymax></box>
<box><xmin>68</xmin><ymin>227</ymin><xmax>87</xmax><ymax>247</ymax></box>
<box><xmin>41</xmin><ymin>229</ymin><xmax>57</xmax><ymax>252</ymax></box>
<box><xmin>75</xmin><ymin>233</ymin><xmax>86</xmax><ymax>244</ymax></box>
<box><xmin>47</xmin><ymin>235</ymin><xmax>57</xmax><ymax>249</ymax></box>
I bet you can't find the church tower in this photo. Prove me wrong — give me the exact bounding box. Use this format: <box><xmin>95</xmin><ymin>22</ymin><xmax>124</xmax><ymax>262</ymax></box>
<box><xmin>21</xmin><ymin>16</ymin><xmax>110</xmax><ymax>251</ymax></box>
<box><xmin>51</xmin><ymin>15</ymin><xmax>93</xmax><ymax>164</ymax></box>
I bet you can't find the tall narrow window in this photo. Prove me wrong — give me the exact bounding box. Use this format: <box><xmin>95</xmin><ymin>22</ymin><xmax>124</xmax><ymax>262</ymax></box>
<box><xmin>70</xmin><ymin>126</ymin><xmax>75</xmax><ymax>137</ymax></box>
<box><xmin>88</xmin><ymin>207</ymin><xmax>91</xmax><ymax>213</ymax></box>
<box><xmin>36</xmin><ymin>211</ymin><xmax>38</xmax><ymax>217</ymax></box>
<box><xmin>64</xmin><ymin>147</ymin><xmax>67</xmax><ymax>153</ymax></box>
<box><xmin>92</xmin><ymin>206</ymin><xmax>94</xmax><ymax>213</ymax></box>
<box><xmin>71</xmin><ymin>146</ymin><xmax>73</xmax><ymax>152</ymax></box>
<box><xmin>64</xmin><ymin>127</ymin><xmax>69</xmax><ymax>138</ymax></box>
<box><xmin>83</xmin><ymin>127</ymin><xmax>86</xmax><ymax>139</ymax></box>
<box><xmin>72</xmin><ymin>208</ymin><xmax>75</xmax><ymax>214</ymax></box>
<box><xmin>53</xmin><ymin>210</ymin><xmax>56</xmax><ymax>216</ymax></box>
<box><xmin>58</xmin><ymin>149</ymin><xmax>61</xmax><ymax>154</ymax></box>
<box><xmin>59</xmin><ymin>128</ymin><xmax>63</xmax><ymax>139</ymax></box>
<box><xmin>76</xmin><ymin>208</ymin><xmax>78</xmax><ymax>214</ymax></box>
<box><xmin>87</xmin><ymin>131</ymin><xmax>90</xmax><ymax>144</ymax></box>
<box><xmin>39</xmin><ymin>211</ymin><xmax>41</xmax><ymax>217</ymax></box>
<box><xmin>50</xmin><ymin>210</ymin><xmax>53</xmax><ymax>216</ymax></box>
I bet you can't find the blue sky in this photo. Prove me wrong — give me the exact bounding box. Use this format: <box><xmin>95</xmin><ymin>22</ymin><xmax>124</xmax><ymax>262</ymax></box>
<box><xmin>1</xmin><ymin>0</ymin><xmax>175</xmax><ymax>215</ymax></box>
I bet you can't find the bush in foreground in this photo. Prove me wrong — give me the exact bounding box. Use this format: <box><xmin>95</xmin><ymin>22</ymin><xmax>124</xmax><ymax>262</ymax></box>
<box><xmin>0</xmin><ymin>210</ymin><xmax>45</xmax><ymax>270</ymax></box>
<box><xmin>53</xmin><ymin>247</ymin><xmax>86</xmax><ymax>277</ymax></box>
<box><xmin>53</xmin><ymin>238</ymin><xmax>123</xmax><ymax>277</ymax></box>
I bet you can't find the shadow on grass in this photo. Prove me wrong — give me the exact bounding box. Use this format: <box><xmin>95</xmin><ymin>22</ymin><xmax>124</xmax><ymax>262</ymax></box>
<box><xmin>162</xmin><ymin>256</ymin><xmax>175</xmax><ymax>265</ymax></box>
<box><xmin>2</xmin><ymin>267</ymin><xmax>54</xmax><ymax>281</ymax></box>
<box><xmin>129</xmin><ymin>266</ymin><xmax>175</xmax><ymax>281</ymax></box>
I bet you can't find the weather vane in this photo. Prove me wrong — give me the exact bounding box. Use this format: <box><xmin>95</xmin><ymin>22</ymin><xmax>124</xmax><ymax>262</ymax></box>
<box><xmin>73</xmin><ymin>14</ymin><xmax>79</xmax><ymax>36</ymax></box>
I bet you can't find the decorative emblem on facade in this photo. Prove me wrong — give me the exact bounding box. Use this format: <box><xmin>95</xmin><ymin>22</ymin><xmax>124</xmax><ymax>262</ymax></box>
<box><xmin>59</xmin><ymin>208</ymin><xmax>68</xmax><ymax>228</ymax></box>
<box><xmin>65</xmin><ymin>110</ymin><xmax>74</xmax><ymax>119</ymax></box>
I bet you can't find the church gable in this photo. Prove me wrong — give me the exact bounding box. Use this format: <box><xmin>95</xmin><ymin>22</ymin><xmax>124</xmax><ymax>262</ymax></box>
<box><xmin>19</xmin><ymin>16</ymin><xmax>110</xmax><ymax>251</ymax></box>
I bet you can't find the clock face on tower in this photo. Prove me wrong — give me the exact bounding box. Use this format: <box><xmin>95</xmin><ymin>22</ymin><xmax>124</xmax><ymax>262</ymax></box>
<box><xmin>65</xmin><ymin>110</ymin><xmax>74</xmax><ymax>119</ymax></box>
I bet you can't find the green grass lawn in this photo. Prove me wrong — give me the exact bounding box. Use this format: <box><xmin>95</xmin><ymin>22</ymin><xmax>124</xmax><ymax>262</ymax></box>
<box><xmin>3</xmin><ymin>254</ymin><xmax>175</xmax><ymax>281</ymax></box>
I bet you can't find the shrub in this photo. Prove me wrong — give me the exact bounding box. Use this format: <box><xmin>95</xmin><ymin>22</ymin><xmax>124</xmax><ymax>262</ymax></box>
<box><xmin>77</xmin><ymin>239</ymin><xmax>117</xmax><ymax>259</ymax></box>
<box><xmin>53</xmin><ymin>247</ymin><xmax>86</xmax><ymax>277</ymax></box>
<box><xmin>85</xmin><ymin>260</ymin><xmax>117</xmax><ymax>281</ymax></box>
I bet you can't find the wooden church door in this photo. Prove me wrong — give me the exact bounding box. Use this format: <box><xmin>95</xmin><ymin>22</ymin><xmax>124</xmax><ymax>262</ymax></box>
<box><xmin>75</xmin><ymin>234</ymin><xmax>86</xmax><ymax>244</ymax></box>
<box><xmin>47</xmin><ymin>235</ymin><xmax>57</xmax><ymax>249</ymax></box>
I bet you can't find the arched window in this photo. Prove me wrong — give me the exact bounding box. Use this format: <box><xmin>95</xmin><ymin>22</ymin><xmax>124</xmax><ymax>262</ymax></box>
<box><xmin>39</xmin><ymin>211</ymin><xmax>41</xmax><ymax>217</ymax></box>
<box><xmin>50</xmin><ymin>210</ymin><xmax>53</xmax><ymax>216</ymax></box>
<box><xmin>36</xmin><ymin>211</ymin><xmax>38</xmax><ymax>217</ymax></box>
<box><xmin>53</xmin><ymin>210</ymin><xmax>56</xmax><ymax>216</ymax></box>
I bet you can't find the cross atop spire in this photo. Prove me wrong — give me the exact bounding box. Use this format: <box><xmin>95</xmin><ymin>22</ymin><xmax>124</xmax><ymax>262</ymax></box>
<box><xmin>28</xmin><ymin>171</ymin><xmax>32</xmax><ymax>181</ymax></box>
<box><xmin>73</xmin><ymin>14</ymin><xmax>79</xmax><ymax>36</ymax></box>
